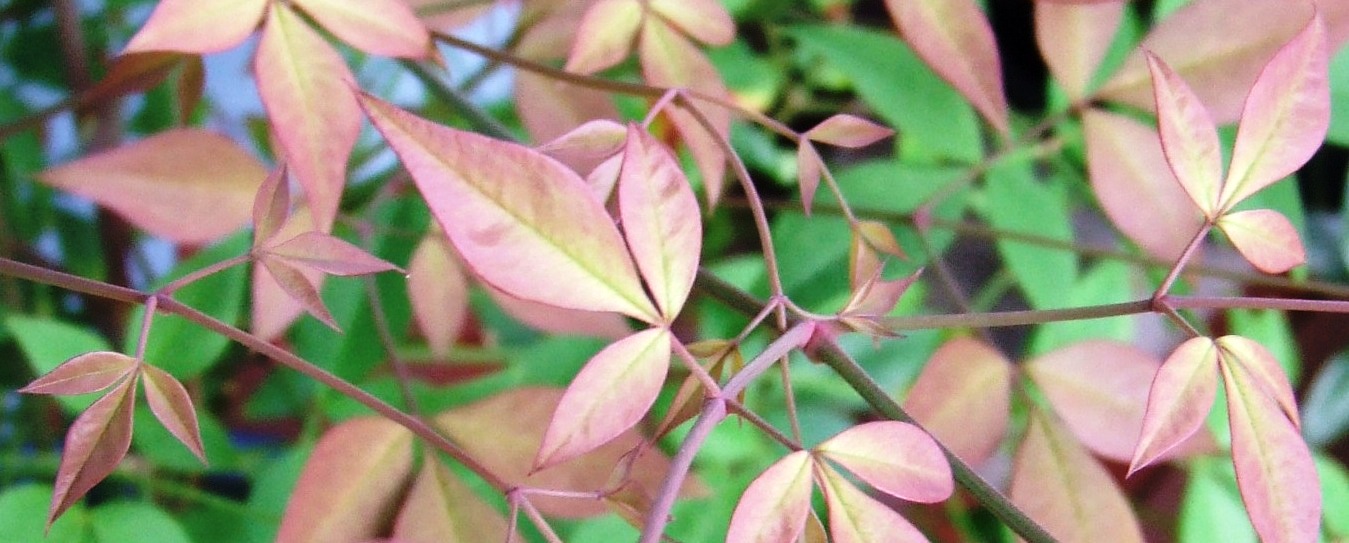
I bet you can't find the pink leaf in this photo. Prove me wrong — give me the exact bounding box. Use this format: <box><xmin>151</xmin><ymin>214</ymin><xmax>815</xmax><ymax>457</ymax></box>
<box><xmin>1130</xmin><ymin>337</ymin><xmax>1220</xmax><ymax>475</ymax></box>
<box><xmin>48</xmin><ymin>378</ymin><xmax>136</xmax><ymax>525</ymax></box>
<box><xmin>260</xmin><ymin>255</ymin><xmax>339</xmax><ymax>331</ymax></box>
<box><xmin>796</xmin><ymin>141</ymin><xmax>822</xmax><ymax>216</ymax></box>
<box><xmin>840</xmin><ymin>267</ymin><xmax>921</xmax><ymax>320</ymax></box>
<box><xmin>650</xmin><ymin>0</ymin><xmax>736</xmax><ymax>46</ymax></box>
<box><xmin>1221</xmin><ymin>13</ymin><xmax>1329</xmax><ymax>211</ymax></box>
<box><xmin>1216</xmin><ymin>209</ymin><xmax>1306</xmax><ymax>274</ymax></box>
<box><xmin>255</xmin><ymin>3</ymin><xmax>360</xmax><ymax>231</ymax></box>
<box><xmin>276</xmin><ymin>417</ymin><xmax>416</xmax><ymax>543</ymax></box>
<box><xmin>1221</xmin><ymin>359</ymin><xmax>1322</xmax><ymax>543</ymax></box>
<box><xmin>815</xmin><ymin>421</ymin><xmax>953</xmax><ymax>503</ymax></box>
<box><xmin>38</xmin><ymin>128</ymin><xmax>265</xmax><ymax>244</ymax></box>
<box><xmin>1083</xmin><ymin>110</ymin><xmax>1207</xmax><ymax>262</ymax></box>
<box><xmin>515</xmin><ymin>70</ymin><xmax>623</xmax><ymax>145</ymax></box>
<box><xmin>618</xmin><ymin>125</ymin><xmax>702</xmax><ymax>321</ymax></box>
<box><xmin>803</xmin><ymin>114</ymin><xmax>894</xmax><ymax>148</ymax></box>
<box><xmin>1035</xmin><ymin>1</ymin><xmax>1125</xmax><ymax>99</ymax></box>
<box><xmin>564</xmin><ymin>0</ymin><xmax>643</xmax><ymax>74</ymax></box>
<box><xmin>902</xmin><ymin>337</ymin><xmax>1012</xmax><ymax>466</ymax></box>
<box><xmin>252</xmin><ymin>165</ymin><xmax>290</xmax><ymax>246</ymax></box>
<box><xmin>251</xmin><ymin>206</ymin><xmax>325</xmax><ymax>340</ymax></box>
<box><xmin>358</xmin><ymin>93</ymin><xmax>661</xmax><ymax>322</ymax></box>
<box><xmin>289</xmin><ymin>0</ymin><xmax>430</xmax><ymax>58</ymax></box>
<box><xmin>1026</xmin><ymin>341</ymin><xmax>1161</xmax><ymax>463</ymax></box>
<box><xmin>848</xmin><ymin>231</ymin><xmax>883</xmax><ymax>292</ymax></box>
<box><xmin>884</xmin><ymin>0</ymin><xmax>1009</xmax><ymax>133</ymax></box>
<box><xmin>1010</xmin><ymin>409</ymin><xmax>1145</xmax><ymax>543</ymax></box>
<box><xmin>817</xmin><ymin>464</ymin><xmax>928</xmax><ymax>543</ymax></box>
<box><xmin>1216</xmin><ymin>335</ymin><xmax>1301</xmax><ymax>428</ymax></box>
<box><xmin>725</xmin><ymin>450</ymin><xmax>814</xmax><ymax>543</ymax></box>
<box><xmin>123</xmin><ymin>0</ymin><xmax>266</xmax><ymax>54</ymax></box>
<box><xmin>1146</xmin><ymin>52</ymin><xmax>1224</xmax><ymax>217</ymax></box>
<box><xmin>856</xmin><ymin>220</ymin><xmax>905</xmax><ymax>259</ymax></box>
<box><xmin>264</xmin><ymin>231</ymin><xmax>401</xmax><ymax>276</ymax></box>
<box><xmin>537</xmin><ymin>119</ymin><xmax>628</xmax><ymax>175</ymax></box>
<box><xmin>534</xmin><ymin>328</ymin><xmax>672</xmax><ymax>470</ymax></box>
<box><xmin>408</xmin><ymin>232</ymin><xmax>469</xmax><ymax>357</ymax></box>
<box><xmin>140</xmin><ymin>364</ymin><xmax>206</xmax><ymax>462</ymax></box>
<box><xmin>20</xmin><ymin>351</ymin><xmax>137</xmax><ymax>396</ymax></box>
<box><xmin>392</xmin><ymin>459</ymin><xmax>515</xmax><ymax>542</ymax></box>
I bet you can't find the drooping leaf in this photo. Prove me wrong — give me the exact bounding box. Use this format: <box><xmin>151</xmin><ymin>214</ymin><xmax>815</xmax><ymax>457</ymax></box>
<box><xmin>815</xmin><ymin>421</ymin><xmax>952</xmax><ymax>503</ymax></box>
<box><xmin>817</xmin><ymin>464</ymin><xmax>928</xmax><ymax>543</ymax></box>
<box><xmin>1131</xmin><ymin>337</ymin><xmax>1220</xmax><ymax>475</ymax></box>
<box><xmin>902</xmin><ymin>337</ymin><xmax>1011</xmax><ymax>466</ymax></box>
<box><xmin>262</xmin><ymin>231</ymin><xmax>401</xmax><ymax>276</ymax></box>
<box><xmin>358</xmin><ymin>93</ymin><xmax>660</xmax><ymax>322</ymax></box>
<box><xmin>260</xmin><ymin>255</ymin><xmax>339</xmax><ymax>331</ymax></box>
<box><xmin>48</xmin><ymin>378</ymin><xmax>137</xmax><ymax>525</ymax></box>
<box><xmin>252</xmin><ymin>206</ymin><xmax>325</xmax><ymax>340</ymax></box>
<box><xmin>839</xmin><ymin>268</ymin><xmax>921</xmax><ymax>334</ymax></box>
<box><xmin>534</xmin><ymin>328</ymin><xmax>672</xmax><ymax>470</ymax></box>
<box><xmin>884</xmin><ymin>0</ymin><xmax>1009</xmax><ymax>133</ymax></box>
<box><xmin>256</xmin><ymin>3</ymin><xmax>360</xmax><ymax>230</ymax></box>
<box><xmin>392</xmin><ymin>458</ymin><xmax>514</xmax><ymax>543</ymax></box>
<box><xmin>289</xmin><ymin>0</ymin><xmax>430</xmax><ymax>58</ymax></box>
<box><xmin>1010</xmin><ymin>409</ymin><xmax>1145</xmax><ymax>543</ymax></box>
<box><xmin>796</xmin><ymin>142</ymin><xmax>823</xmax><ymax>215</ymax></box>
<box><xmin>1035</xmin><ymin>1</ymin><xmax>1126</xmax><ymax>99</ymax></box>
<box><xmin>1220</xmin><ymin>359</ymin><xmax>1321</xmax><ymax>543</ymax></box>
<box><xmin>617</xmin><ymin>126</ymin><xmax>702</xmax><ymax>321</ymax></box>
<box><xmin>253</xmin><ymin>165</ymin><xmax>290</xmax><ymax>246</ymax></box>
<box><xmin>1215</xmin><ymin>209</ymin><xmax>1306</xmax><ymax>274</ymax></box>
<box><xmin>565</xmin><ymin>0</ymin><xmax>644</xmax><ymax>74</ymax></box>
<box><xmin>139</xmin><ymin>364</ymin><xmax>206</xmax><ymax>462</ymax></box>
<box><xmin>408</xmin><ymin>232</ymin><xmax>469</xmax><ymax>357</ymax></box>
<box><xmin>123</xmin><ymin>0</ymin><xmax>267</xmax><ymax>54</ymax></box>
<box><xmin>1216</xmin><ymin>335</ymin><xmax>1301</xmax><ymax>427</ymax></box>
<box><xmin>78</xmin><ymin>52</ymin><xmax>186</xmax><ymax>108</ymax></box>
<box><xmin>725</xmin><ymin>450</ymin><xmax>814</xmax><ymax>543</ymax></box>
<box><xmin>1146</xmin><ymin>52</ymin><xmax>1224</xmax><ymax>217</ymax></box>
<box><xmin>1027</xmin><ymin>341</ymin><xmax>1160</xmax><ymax>463</ymax></box>
<box><xmin>20</xmin><ymin>351</ymin><xmax>136</xmax><ymax>396</ymax></box>
<box><xmin>803</xmin><ymin>115</ymin><xmax>895</xmax><ymax>148</ymax></box>
<box><xmin>37</xmin><ymin>128</ymin><xmax>265</xmax><ymax>244</ymax></box>
<box><xmin>649</xmin><ymin>0</ymin><xmax>735</xmax><ymax>46</ymax></box>
<box><xmin>275</xmin><ymin>417</ymin><xmax>416</xmax><ymax>543</ymax></box>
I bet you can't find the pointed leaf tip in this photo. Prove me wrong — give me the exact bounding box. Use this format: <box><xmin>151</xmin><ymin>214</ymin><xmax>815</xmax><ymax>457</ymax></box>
<box><xmin>48</xmin><ymin>379</ymin><xmax>136</xmax><ymax>525</ymax></box>
<box><xmin>140</xmin><ymin>364</ymin><xmax>206</xmax><ymax>462</ymax></box>
<box><xmin>264</xmin><ymin>231</ymin><xmax>402</xmax><ymax>276</ymax></box>
<box><xmin>1130</xmin><ymin>337</ymin><xmax>1219</xmax><ymax>476</ymax></box>
<box><xmin>20</xmin><ymin>351</ymin><xmax>137</xmax><ymax>396</ymax></box>
<box><xmin>804</xmin><ymin>114</ymin><xmax>894</xmax><ymax>148</ymax></box>
<box><xmin>1146</xmin><ymin>51</ymin><xmax>1224</xmax><ymax>217</ymax></box>
<box><xmin>618</xmin><ymin>126</ymin><xmax>702</xmax><ymax>321</ymax></box>
<box><xmin>885</xmin><ymin>0</ymin><xmax>1009</xmax><ymax>133</ymax></box>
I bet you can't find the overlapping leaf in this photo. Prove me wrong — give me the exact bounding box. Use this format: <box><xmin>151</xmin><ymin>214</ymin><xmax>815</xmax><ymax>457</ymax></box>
<box><xmin>20</xmin><ymin>351</ymin><xmax>136</xmax><ymax>396</ymax></box>
<box><xmin>47</xmin><ymin>378</ymin><xmax>137</xmax><ymax>524</ymax></box>
<box><xmin>884</xmin><ymin>0</ymin><xmax>1009</xmax><ymax>133</ymax></box>
<box><xmin>140</xmin><ymin>364</ymin><xmax>206</xmax><ymax>462</ymax></box>
<box><xmin>288</xmin><ymin>0</ymin><xmax>430</xmax><ymax>58</ymax></box>
<box><xmin>817</xmin><ymin>464</ymin><xmax>928</xmax><ymax>543</ymax></box>
<box><xmin>1216</xmin><ymin>335</ymin><xmax>1301</xmax><ymax>427</ymax></box>
<box><xmin>1035</xmin><ymin>1</ymin><xmax>1125</xmax><ymax>99</ymax></box>
<box><xmin>815</xmin><ymin>421</ymin><xmax>952</xmax><ymax>504</ymax></box>
<box><xmin>1027</xmin><ymin>341</ymin><xmax>1161</xmax><ymax>463</ymax></box>
<box><xmin>565</xmin><ymin>0</ymin><xmax>644</xmax><ymax>74</ymax></box>
<box><xmin>617</xmin><ymin>126</ymin><xmax>702</xmax><ymax>321</ymax></box>
<box><xmin>902</xmin><ymin>337</ymin><xmax>1011</xmax><ymax>466</ymax></box>
<box><xmin>1131</xmin><ymin>337</ymin><xmax>1220</xmax><ymax>475</ymax></box>
<box><xmin>123</xmin><ymin>0</ymin><xmax>267</xmax><ymax>54</ymax></box>
<box><xmin>408</xmin><ymin>233</ymin><xmax>469</xmax><ymax>357</ymax></box>
<box><xmin>725</xmin><ymin>450</ymin><xmax>814</xmax><ymax>543</ymax></box>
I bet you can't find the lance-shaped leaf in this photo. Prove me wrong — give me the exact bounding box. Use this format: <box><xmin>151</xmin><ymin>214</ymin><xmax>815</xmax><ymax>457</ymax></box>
<box><xmin>276</xmin><ymin>417</ymin><xmax>416</xmax><ymax>543</ymax></box>
<box><xmin>839</xmin><ymin>268</ymin><xmax>921</xmax><ymax>337</ymax></box>
<box><xmin>1216</xmin><ymin>209</ymin><xmax>1306</xmax><ymax>274</ymax></box>
<box><xmin>803</xmin><ymin>114</ymin><xmax>894</xmax><ymax>148</ymax></box>
<box><xmin>260</xmin><ymin>256</ymin><xmax>338</xmax><ymax>331</ymax></box>
<box><xmin>848</xmin><ymin>228</ymin><xmax>884</xmax><ymax>292</ymax></box>
<box><xmin>20</xmin><ymin>351</ymin><xmax>136</xmax><ymax>396</ymax></box>
<box><xmin>650</xmin><ymin>0</ymin><xmax>735</xmax><ymax>46</ymax></box>
<box><xmin>884</xmin><ymin>0</ymin><xmax>1009</xmax><ymax>133</ymax></box>
<box><xmin>1010</xmin><ymin>409</ymin><xmax>1145</xmax><ymax>543</ymax></box>
<box><xmin>855</xmin><ymin>220</ymin><xmax>905</xmax><ymax>259</ymax></box>
<box><xmin>817</xmin><ymin>464</ymin><xmax>928</xmax><ymax>543</ymax></box>
<box><xmin>38</xmin><ymin>128</ymin><xmax>265</xmax><ymax>244</ymax></box>
<box><xmin>392</xmin><ymin>458</ymin><xmax>515</xmax><ymax>542</ymax></box>
<box><xmin>534</xmin><ymin>328</ymin><xmax>672</xmax><ymax>470</ymax></box>
<box><xmin>48</xmin><ymin>378</ymin><xmax>136</xmax><ymax>524</ymax></box>
<box><xmin>263</xmin><ymin>232</ymin><xmax>401</xmax><ymax>276</ymax></box>
<box><xmin>252</xmin><ymin>206</ymin><xmax>327</xmax><ymax>339</ymax></box>
<box><xmin>289</xmin><ymin>0</ymin><xmax>430</xmax><ymax>58</ymax></box>
<box><xmin>1147</xmin><ymin>52</ymin><xmax>1224</xmax><ymax>217</ymax></box>
<box><xmin>1027</xmin><ymin>341</ymin><xmax>1160</xmax><ymax>463</ymax></box>
<box><xmin>256</xmin><ymin>3</ymin><xmax>361</xmax><ymax>231</ymax></box>
<box><xmin>408</xmin><ymin>233</ymin><xmax>469</xmax><ymax>357</ymax></box>
<box><xmin>1216</xmin><ymin>335</ymin><xmax>1301</xmax><ymax>427</ymax></box>
<box><xmin>796</xmin><ymin>141</ymin><xmax>823</xmax><ymax>215</ymax></box>
<box><xmin>618</xmin><ymin>126</ymin><xmax>702</xmax><ymax>321</ymax></box>
<box><xmin>725</xmin><ymin>450</ymin><xmax>814</xmax><ymax>543</ymax></box>
<box><xmin>1221</xmin><ymin>359</ymin><xmax>1322</xmax><ymax>543</ymax></box>
<box><xmin>358</xmin><ymin>93</ymin><xmax>661</xmax><ymax>322</ymax></box>
<box><xmin>1130</xmin><ymin>337</ymin><xmax>1220</xmax><ymax>475</ymax></box>
<box><xmin>903</xmin><ymin>337</ymin><xmax>1012</xmax><ymax>466</ymax></box>
<box><xmin>123</xmin><ymin>0</ymin><xmax>267</xmax><ymax>54</ymax></box>
<box><xmin>78</xmin><ymin>52</ymin><xmax>186</xmax><ymax>107</ymax></box>
<box><xmin>1035</xmin><ymin>1</ymin><xmax>1125</xmax><ymax>99</ymax></box>
<box><xmin>815</xmin><ymin>421</ymin><xmax>952</xmax><ymax>503</ymax></box>
<box><xmin>565</xmin><ymin>0</ymin><xmax>644</xmax><ymax>74</ymax></box>
<box><xmin>140</xmin><ymin>364</ymin><xmax>205</xmax><ymax>462</ymax></box>
<box><xmin>252</xmin><ymin>165</ymin><xmax>290</xmax><ymax>246</ymax></box>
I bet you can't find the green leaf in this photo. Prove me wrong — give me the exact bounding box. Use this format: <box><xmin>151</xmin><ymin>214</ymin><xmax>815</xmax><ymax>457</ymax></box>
<box><xmin>0</xmin><ymin>485</ymin><xmax>90</xmax><ymax>543</ymax></box>
<box><xmin>1328</xmin><ymin>41</ymin><xmax>1349</xmax><ymax>146</ymax></box>
<box><xmin>1029</xmin><ymin>261</ymin><xmax>1136</xmax><ymax>354</ymax></box>
<box><xmin>981</xmin><ymin>157</ymin><xmax>1078</xmax><ymax>310</ymax></box>
<box><xmin>6</xmin><ymin>315</ymin><xmax>113</xmax><ymax>413</ymax></box>
<box><xmin>1179</xmin><ymin>458</ymin><xmax>1258</xmax><ymax>543</ymax></box>
<box><xmin>132</xmin><ymin>406</ymin><xmax>236</xmax><ymax>472</ymax></box>
<box><xmin>1302</xmin><ymin>352</ymin><xmax>1349</xmax><ymax>447</ymax></box>
<box><xmin>1318</xmin><ymin>455</ymin><xmax>1349</xmax><ymax>539</ymax></box>
<box><xmin>90</xmin><ymin>502</ymin><xmax>191</xmax><ymax>543</ymax></box>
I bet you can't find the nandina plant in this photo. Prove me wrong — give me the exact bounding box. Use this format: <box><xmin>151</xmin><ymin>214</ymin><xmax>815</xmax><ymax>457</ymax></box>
<box><xmin>2</xmin><ymin>0</ymin><xmax>1349</xmax><ymax>542</ymax></box>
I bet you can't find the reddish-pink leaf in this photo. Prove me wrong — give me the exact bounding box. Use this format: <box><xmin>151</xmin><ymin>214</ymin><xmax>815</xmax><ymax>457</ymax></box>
<box><xmin>78</xmin><ymin>52</ymin><xmax>185</xmax><ymax>107</ymax></box>
<box><xmin>1221</xmin><ymin>358</ymin><xmax>1322</xmax><ymax>543</ymax></box>
<box><xmin>848</xmin><ymin>230</ymin><xmax>883</xmax><ymax>292</ymax></box>
<box><xmin>140</xmin><ymin>364</ymin><xmax>205</xmax><ymax>462</ymax></box>
<box><xmin>884</xmin><ymin>0</ymin><xmax>1009</xmax><ymax>133</ymax></box>
<box><xmin>1216</xmin><ymin>335</ymin><xmax>1301</xmax><ymax>428</ymax></box>
<box><xmin>1035</xmin><ymin>1</ymin><xmax>1125</xmax><ymax>99</ymax></box>
<box><xmin>392</xmin><ymin>458</ymin><xmax>515</xmax><ymax>543</ymax></box>
<box><xmin>618</xmin><ymin>126</ymin><xmax>702</xmax><ymax>321</ymax></box>
<box><xmin>252</xmin><ymin>165</ymin><xmax>290</xmax><ymax>246</ymax></box>
<box><xmin>408</xmin><ymin>233</ymin><xmax>469</xmax><ymax>357</ymax></box>
<box><xmin>816</xmin><ymin>464</ymin><xmax>928</xmax><ymax>543</ymax></box>
<box><xmin>358</xmin><ymin>93</ymin><xmax>660</xmax><ymax>322</ymax></box>
<box><xmin>276</xmin><ymin>417</ymin><xmax>416</xmax><ymax>543</ymax></box>
<box><xmin>537</xmin><ymin>119</ymin><xmax>628</xmax><ymax>175</ymax></box>
<box><xmin>902</xmin><ymin>337</ymin><xmax>1012</xmax><ymax>466</ymax></box>
<box><xmin>38</xmin><ymin>128</ymin><xmax>265</xmax><ymax>244</ymax></box>
<box><xmin>260</xmin><ymin>255</ymin><xmax>339</xmax><ymax>331</ymax></box>
<box><xmin>48</xmin><ymin>378</ymin><xmax>136</xmax><ymax>525</ymax></box>
<box><xmin>123</xmin><ymin>0</ymin><xmax>266</xmax><ymax>54</ymax></box>
<box><xmin>515</xmin><ymin>70</ymin><xmax>623</xmax><ymax>145</ymax></box>
<box><xmin>564</xmin><ymin>0</ymin><xmax>643</xmax><ymax>74</ymax></box>
<box><xmin>1083</xmin><ymin>110</ymin><xmax>1207</xmax><ymax>262</ymax></box>
<box><xmin>1147</xmin><ymin>52</ymin><xmax>1224</xmax><ymax>217</ymax></box>
<box><xmin>20</xmin><ymin>351</ymin><xmax>137</xmax><ymax>396</ymax></box>
<box><xmin>803</xmin><ymin>115</ymin><xmax>894</xmax><ymax>148</ymax></box>
<box><xmin>1216</xmin><ymin>209</ymin><xmax>1306</xmax><ymax>274</ymax></box>
<box><xmin>534</xmin><ymin>328</ymin><xmax>672</xmax><ymax>470</ymax></box>
<box><xmin>251</xmin><ymin>206</ymin><xmax>325</xmax><ymax>340</ymax></box>
<box><xmin>264</xmin><ymin>231</ymin><xmax>400</xmax><ymax>276</ymax></box>
<box><xmin>256</xmin><ymin>3</ymin><xmax>360</xmax><ymax>231</ymax></box>
<box><xmin>1130</xmin><ymin>337</ymin><xmax>1220</xmax><ymax>475</ymax></box>
<box><xmin>796</xmin><ymin>141</ymin><xmax>823</xmax><ymax>215</ymax></box>
<box><xmin>725</xmin><ymin>450</ymin><xmax>814</xmax><ymax>543</ymax></box>
<box><xmin>816</xmin><ymin>421</ymin><xmax>952</xmax><ymax>503</ymax></box>
<box><xmin>650</xmin><ymin>0</ymin><xmax>735</xmax><ymax>46</ymax></box>
<box><xmin>840</xmin><ymin>267</ymin><xmax>921</xmax><ymax>321</ymax></box>
<box><xmin>485</xmin><ymin>284</ymin><xmax>633</xmax><ymax>340</ymax></box>
<box><xmin>1010</xmin><ymin>409</ymin><xmax>1145</xmax><ymax>543</ymax></box>
<box><xmin>289</xmin><ymin>0</ymin><xmax>430</xmax><ymax>58</ymax></box>
<box><xmin>1221</xmin><ymin>13</ymin><xmax>1329</xmax><ymax>211</ymax></box>
<box><xmin>1026</xmin><ymin>341</ymin><xmax>1160</xmax><ymax>463</ymax></box>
